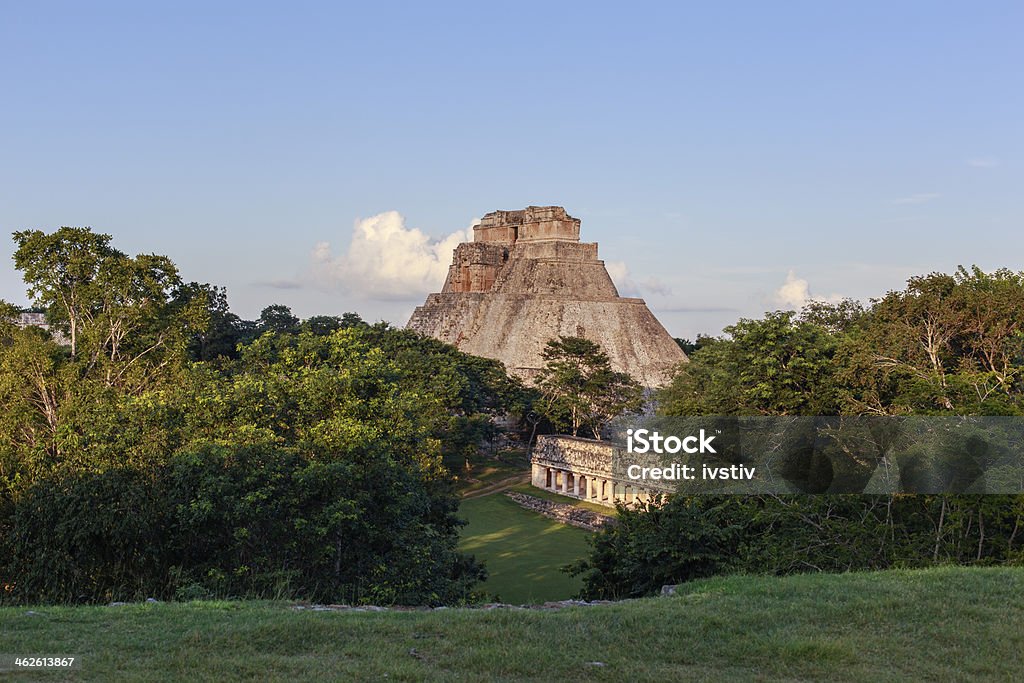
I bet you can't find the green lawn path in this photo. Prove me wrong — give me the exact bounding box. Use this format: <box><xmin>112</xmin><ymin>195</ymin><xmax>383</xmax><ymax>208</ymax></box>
<box><xmin>458</xmin><ymin>492</ymin><xmax>592</xmax><ymax>604</ymax></box>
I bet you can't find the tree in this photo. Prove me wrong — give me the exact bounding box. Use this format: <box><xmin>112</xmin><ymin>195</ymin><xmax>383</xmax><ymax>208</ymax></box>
<box><xmin>535</xmin><ymin>336</ymin><xmax>643</xmax><ymax>439</ymax></box>
<box><xmin>674</xmin><ymin>336</ymin><xmax>711</xmax><ymax>355</ymax></box>
<box><xmin>12</xmin><ymin>227</ymin><xmax>117</xmax><ymax>357</ymax></box>
<box><xmin>12</xmin><ymin>227</ymin><xmax>193</xmax><ymax>392</ymax></box>
<box><xmin>658</xmin><ymin>311</ymin><xmax>840</xmax><ymax>416</ymax></box>
<box><xmin>2</xmin><ymin>230</ymin><xmax>505</xmax><ymax>606</ymax></box>
<box><xmin>174</xmin><ymin>282</ymin><xmax>245</xmax><ymax>361</ymax></box>
<box><xmin>837</xmin><ymin>267</ymin><xmax>1024</xmax><ymax>415</ymax></box>
<box><xmin>302</xmin><ymin>315</ymin><xmax>343</xmax><ymax>336</ymax></box>
<box><xmin>799</xmin><ymin>298</ymin><xmax>866</xmax><ymax>334</ymax></box>
<box><xmin>581</xmin><ymin>267</ymin><xmax>1024</xmax><ymax>601</ymax></box>
<box><xmin>257</xmin><ymin>304</ymin><xmax>299</xmax><ymax>334</ymax></box>
<box><xmin>0</xmin><ymin>300</ymin><xmax>19</xmax><ymax>341</ymax></box>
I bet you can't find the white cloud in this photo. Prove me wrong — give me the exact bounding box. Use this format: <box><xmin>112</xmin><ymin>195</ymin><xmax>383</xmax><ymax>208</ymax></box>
<box><xmin>606</xmin><ymin>261</ymin><xmax>672</xmax><ymax>297</ymax></box>
<box><xmin>772</xmin><ymin>270</ymin><xmax>844</xmax><ymax>309</ymax></box>
<box><xmin>606</xmin><ymin>261</ymin><xmax>635</xmax><ymax>295</ymax></box>
<box><xmin>967</xmin><ymin>157</ymin><xmax>999</xmax><ymax>168</ymax></box>
<box><xmin>310</xmin><ymin>211</ymin><xmax>473</xmax><ymax>300</ymax></box>
<box><xmin>639</xmin><ymin>277</ymin><xmax>672</xmax><ymax>296</ymax></box>
<box><xmin>891</xmin><ymin>193</ymin><xmax>940</xmax><ymax>205</ymax></box>
<box><xmin>774</xmin><ymin>270</ymin><xmax>812</xmax><ymax>308</ymax></box>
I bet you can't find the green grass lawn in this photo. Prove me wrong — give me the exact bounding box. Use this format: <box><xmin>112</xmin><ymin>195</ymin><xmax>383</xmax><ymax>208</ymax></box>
<box><xmin>458</xmin><ymin>493</ymin><xmax>592</xmax><ymax>604</ymax></box>
<box><xmin>2</xmin><ymin>568</ymin><xmax>1022</xmax><ymax>681</ymax></box>
<box><xmin>449</xmin><ymin>449</ymin><xmax>531</xmax><ymax>495</ymax></box>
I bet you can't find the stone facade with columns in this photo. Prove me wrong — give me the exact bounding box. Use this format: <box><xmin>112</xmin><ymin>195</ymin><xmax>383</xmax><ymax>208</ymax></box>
<box><xmin>530</xmin><ymin>434</ymin><xmax>661</xmax><ymax>508</ymax></box>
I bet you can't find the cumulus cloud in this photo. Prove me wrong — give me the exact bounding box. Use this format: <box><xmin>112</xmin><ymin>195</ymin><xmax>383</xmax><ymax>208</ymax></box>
<box><xmin>641</xmin><ymin>278</ymin><xmax>673</xmax><ymax>296</ymax></box>
<box><xmin>774</xmin><ymin>270</ymin><xmax>812</xmax><ymax>308</ymax></box>
<box><xmin>891</xmin><ymin>193</ymin><xmax>940</xmax><ymax>205</ymax></box>
<box><xmin>310</xmin><ymin>211</ymin><xmax>473</xmax><ymax>300</ymax></box>
<box><xmin>772</xmin><ymin>270</ymin><xmax>844</xmax><ymax>309</ymax></box>
<box><xmin>606</xmin><ymin>261</ymin><xmax>672</xmax><ymax>297</ymax></box>
<box><xmin>606</xmin><ymin>261</ymin><xmax>635</xmax><ymax>294</ymax></box>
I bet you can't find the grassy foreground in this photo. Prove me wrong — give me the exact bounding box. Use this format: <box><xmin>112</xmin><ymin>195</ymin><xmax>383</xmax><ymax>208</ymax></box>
<box><xmin>458</xmin><ymin>492</ymin><xmax>592</xmax><ymax>603</ymax></box>
<box><xmin>2</xmin><ymin>567</ymin><xmax>1022</xmax><ymax>681</ymax></box>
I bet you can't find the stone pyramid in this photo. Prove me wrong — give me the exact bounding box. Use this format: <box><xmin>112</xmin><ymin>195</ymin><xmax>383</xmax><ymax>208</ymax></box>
<box><xmin>407</xmin><ymin>206</ymin><xmax>687</xmax><ymax>387</ymax></box>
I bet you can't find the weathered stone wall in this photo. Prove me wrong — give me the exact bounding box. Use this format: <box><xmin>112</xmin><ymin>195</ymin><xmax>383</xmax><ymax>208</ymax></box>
<box><xmin>410</xmin><ymin>293</ymin><xmax>684</xmax><ymax>386</ymax></box>
<box><xmin>531</xmin><ymin>435</ymin><xmax>617</xmax><ymax>479</ymax></box>
<box><xmin>530</xmin><ymin>435</ymin><xmax>660</xmax><ymax>508</ymax></box>
<box><xmin>473</xmin><ymin>206</ymin><xmax>580</xmax><ymax>244</ymax></box>
<box><xmin>489</xmin><ymin>242</ymin><xmax>615</xmax><ymax>298</ymax></box>
<box><xmin>16</xmin><ymin>312</ymin><xmax>48</xmax><ymax>328</ymax></box>
<box><xmin>504</xmin><ymin>491</ymin><xmax>614</xmax><ymax>531</ymax></box>
<box><xmin>13</xmin><ymin>312</ymin><xmax>69</xmax><ymax>345</ymax></box>
<box><xmin>407</xmin><ymin>205</ymin><xmax>687</xmax><ymax>387</ymax></box>
<box><xmin>512</xmin><ymin>240</ymin><xmax>598</xmax><ymax>261</ymax></box>
<box><xmin>441</xmin><ymin>243</ymin><xmax>509</xmax><ymax>294</ymax></box>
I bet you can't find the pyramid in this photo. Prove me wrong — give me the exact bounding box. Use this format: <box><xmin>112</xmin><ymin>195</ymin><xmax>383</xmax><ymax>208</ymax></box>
<box><xmin>407</xmin><ymin>206</ymin><xmax>687</xmax><ymax>387</ymax></box>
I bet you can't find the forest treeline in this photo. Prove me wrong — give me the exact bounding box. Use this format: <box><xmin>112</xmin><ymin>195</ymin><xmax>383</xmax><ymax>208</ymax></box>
<box><xmin>574</xmin><ymin>267</ymin><xmax>1024</xmax><ymax>599</ymax></box>
<box><xmin>3</xmin><ymin>227</ymin><xmax>1023</xmax><ymax>605</ymax></box>
<box><xmin>667</xmin><ymin>267</ymin><xmax>1024</xmax><ymax>416</ymax></box>
<box><xmin>0</xmin><ymin>227</ymin><xmax>529</xmax><ymax>605</ymax></box>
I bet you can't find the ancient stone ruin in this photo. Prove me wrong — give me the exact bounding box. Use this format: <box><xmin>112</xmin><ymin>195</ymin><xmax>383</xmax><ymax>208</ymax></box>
<box><xmin>530</xmin><ymin>435</ymin><xmax>661</xmax><ymax>508</ymax></box>
<box><xmin>407</xmin><ymin>206</ymin><xmax>686</xmax><ymax>387</ymax></box>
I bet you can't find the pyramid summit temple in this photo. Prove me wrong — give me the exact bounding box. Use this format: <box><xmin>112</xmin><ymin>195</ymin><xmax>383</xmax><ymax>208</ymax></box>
<box><xmin>406</xmin><ymin>206</ymin><xmax>686</xmax><ymax>387</ymax></box>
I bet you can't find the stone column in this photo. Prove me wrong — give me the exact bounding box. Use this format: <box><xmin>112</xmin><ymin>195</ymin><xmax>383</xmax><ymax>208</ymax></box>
<box><xmin>574</xmin><ymin>475</ymin><xmax>583</xmax><ymax>498</ymax></box>
<box><xmin>531</xmin><ymin>463</ymin><xmax>546</xmax><ymax>489</ymax></box>
<box><xmin>562</xmin><ymin>471</ymin><xmax>571</xmax><ymax>495</ymax></box>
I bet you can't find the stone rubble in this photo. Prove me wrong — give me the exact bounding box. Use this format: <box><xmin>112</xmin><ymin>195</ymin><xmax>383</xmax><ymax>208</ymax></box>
<box><xmin>287</xmin><ymin>598</ymin><xmax>615</xmax><ymax>613</ymax></box>
<box><xmin>88</xmin><ymin>595</ymin><xmax>639</xmax><ymax>613</ymax></box>
<box><xmin>503</xmin><ymin>491</ymin><xmax>615</xmax><ymax>531</ymax></box>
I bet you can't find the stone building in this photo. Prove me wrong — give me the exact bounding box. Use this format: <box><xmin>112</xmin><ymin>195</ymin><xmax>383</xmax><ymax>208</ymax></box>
<box><xmin>13</xmin><ymin>311</ymin><xmax>67</xmax><ymax>343</ymax></box>
<box><xmin>531</xmin><ymin>435</ymin><xmax>662</xmax><ymax>508</ymax></box>
<box><xmin>407</xmin><ymin>206</ymin><xmax>686</xmax><ymax>387</ymax></box>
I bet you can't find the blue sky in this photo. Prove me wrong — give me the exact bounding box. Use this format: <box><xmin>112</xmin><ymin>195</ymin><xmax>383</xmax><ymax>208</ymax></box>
<box><xmin>2</xmin><ymin>1</ymin><xmax>1021</xmax><ymax>339</ymax></box>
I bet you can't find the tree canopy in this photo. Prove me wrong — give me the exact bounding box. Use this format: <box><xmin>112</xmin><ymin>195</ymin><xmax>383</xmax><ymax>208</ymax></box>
<box><xmin>535</xmin><ymin>336</ymin><xmax>643</xmax><ymax>439</ymax></box>
<box><xmin>580</xmin><ymin>266</ymin><xmax>1024</xmax><ymax>600</ymax></box>
<box><xmin>0</xmin><ymin>226</ymin><xmax>531</xmax><ymax>605</ymax></box>
<box><xmin>659</xmin><ymin>267</ymin><xmax>1024</xmax><ymax>417</ymax></box>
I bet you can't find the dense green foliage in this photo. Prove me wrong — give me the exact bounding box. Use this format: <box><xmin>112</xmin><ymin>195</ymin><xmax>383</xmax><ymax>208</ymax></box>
<box><xmin>660</xmin><ymin>268</ymin><xmax>1024</xmax><ymax>416</ymax></box>
<box><xmin>575</xmin><ymin>494</ymin><xmax>1024</xmax><ymax>599</ymax></box>
<box><xmin>578</xmin><ymin>267</ymin><xmax>1024</xmax><ymax>598</ymax></box>
<box><xmin>0</xmin><ymin>227</ymin><xmax>528</xmax><ymax>605</ymax></box>
<box><xmin>3</xmin><ymin>443</ymin><xmax>483</xmax><ymax>605</ymax></box>
<box><xmin>535</xmin><ymin>336</ymin><xmax>643</xmax><ymax>439</ymax></box>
